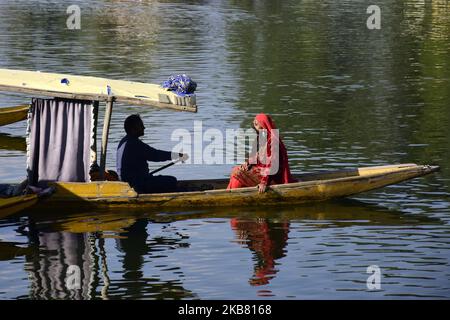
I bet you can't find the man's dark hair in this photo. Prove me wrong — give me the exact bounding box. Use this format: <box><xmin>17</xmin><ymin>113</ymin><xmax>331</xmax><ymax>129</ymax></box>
<box><xmin>124</xmin><ymin>114</ymin><xmax>142</xmax><ymax>134</ymax></box>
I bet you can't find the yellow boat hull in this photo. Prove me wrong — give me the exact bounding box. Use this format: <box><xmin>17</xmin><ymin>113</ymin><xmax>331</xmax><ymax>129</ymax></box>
<box><xmin>33</xmin><ymin>164</ymin><xmax>439</xmax><ymax>210</ymax></box>
<box><xmin>0</xmin><ymin>105</ymin><xmax>29</xmax><ymax>126</ymax></box>
<box><xmin>0</xmin><ymin>194</ymin><xmax>38</xmax><ymax>219</ymax></box>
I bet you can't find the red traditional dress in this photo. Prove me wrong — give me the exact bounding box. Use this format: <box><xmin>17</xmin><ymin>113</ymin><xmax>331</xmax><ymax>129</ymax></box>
<box><xmin>227</xmin><ymin>113</ymin><xmax>296</xmax><ymax>189</ymax></box>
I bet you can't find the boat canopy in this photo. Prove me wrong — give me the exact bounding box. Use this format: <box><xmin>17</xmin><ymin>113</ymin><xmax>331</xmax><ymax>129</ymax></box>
<box><xmin>0</xmin><ymin>68</ymin><xmax>199</xmax><ymax>181</ymax></box>
<box><xmin>27</xmin><ymin>98</ymin><xmax>95</xmax><ymax>185</ymax></box>
<box><xmin>0</xmin><ymin>69</ymin><xmax>197</xmax><ymax>112</ymax></box>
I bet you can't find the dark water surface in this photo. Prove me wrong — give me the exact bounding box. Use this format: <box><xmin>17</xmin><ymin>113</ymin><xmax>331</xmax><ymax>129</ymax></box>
<box><xmin>0</xmin><ymin>0</ymin><xmax>449</xmax><ymax>299</ymax></box>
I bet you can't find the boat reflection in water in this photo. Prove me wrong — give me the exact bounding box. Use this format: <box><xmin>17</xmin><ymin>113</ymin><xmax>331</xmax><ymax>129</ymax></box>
<box><xmin>24</xmin><ymin>230</ymin><xmax>98</xmax><ymax>299</ymax></box>
<box><xmin>222</xmin><ymin>200</ymin><xmax>444</xmax><ymax>294</ymax></box>
<box><xmin>114</xmin><ymin>219</ymin><xmax>195</xmax><ymax>299</ymax></box>
<box><xmin>16</xmin><ymin>212</ymin><xmax>196</xmax><ymax>300</ymax></box>
<box><xmin>230</xmin><ymin>218</ymin><xmax>289</xmax><ymax>287</ymax></box>
<box><xmin>6</xmin><ymin>199</ymin><xmax>443</xmax><ymax>299</ymax></box>
<box><xmin>0</xmin><ymin>133</ymin><xmax>26</xmax><ymax>153</ymax></box>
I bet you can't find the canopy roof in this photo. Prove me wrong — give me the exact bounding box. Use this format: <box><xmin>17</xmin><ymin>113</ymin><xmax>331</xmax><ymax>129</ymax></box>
<box><xmin>0</xmin><ymin>69</ymin><xmax>197</xmax><ymax>112</ymax></box>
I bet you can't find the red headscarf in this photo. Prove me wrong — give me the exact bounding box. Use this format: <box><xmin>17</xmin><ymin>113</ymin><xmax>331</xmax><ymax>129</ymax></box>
<box><xmin>254</xmin><ymin>113</ymin><xmax>296</xmax><ymax>184</ymax></box>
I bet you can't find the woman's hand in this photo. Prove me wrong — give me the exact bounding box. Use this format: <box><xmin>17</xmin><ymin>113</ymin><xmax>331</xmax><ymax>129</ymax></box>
<box><xmin>258</xmin><ymin>183</ymin><xmax>267</xmax><ymax>194</ymax></box>
<box><xmin>240</xmin><ymin>161</ymin><xmax>250</xmax><ymax>171</ymax></box>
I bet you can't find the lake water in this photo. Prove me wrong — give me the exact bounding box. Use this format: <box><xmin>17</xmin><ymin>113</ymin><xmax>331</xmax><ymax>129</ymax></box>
<box><xmin>0</xmin><ymin>0</ymin><xmax>449</xmax><ymax>299</ymax></box>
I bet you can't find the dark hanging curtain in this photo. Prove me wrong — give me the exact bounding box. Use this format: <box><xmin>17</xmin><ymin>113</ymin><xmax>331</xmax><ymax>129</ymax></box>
<box><xmin>27</xmin><ymin>98</ymin><xmax>95</xmax><ymax>186</ymax></box>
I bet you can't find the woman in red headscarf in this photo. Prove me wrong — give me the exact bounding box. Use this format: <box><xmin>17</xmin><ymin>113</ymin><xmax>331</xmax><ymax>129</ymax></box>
<box><xmin>227</xmin><ymin>113</ymin><xmax>297</xmax><ymax>193</ymax></box>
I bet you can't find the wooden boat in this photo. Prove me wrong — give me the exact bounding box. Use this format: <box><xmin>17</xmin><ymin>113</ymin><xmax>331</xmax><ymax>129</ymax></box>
<box><xmin>0</xmin><ymin>194</ymin><xmax>38</xmax><ymax>219</ymax></box>
<box><xmin>0</xmin><ymin>70</ymin><xmax>440</xmax><ymax>214</ymax></box>
<box><xmin>0</xmin><ymin>69</ymin><xmax>196</xmax><ymax>112</ymax></box>
<box><xmin>0</xmin><ymin>105</ymin><xmax>29</xmax><ymax>126</ymax></box>
<box><xmin>31</xmin><ymin>163</ymin><xmax>439</xmax><ymax>210</ymax></box>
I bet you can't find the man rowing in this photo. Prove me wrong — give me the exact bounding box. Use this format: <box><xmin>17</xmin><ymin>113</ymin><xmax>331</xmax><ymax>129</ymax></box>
<box><xmin>117</xmin><ymin>114</ymin><xmax>188</xmax><ymax>193</ymax></box>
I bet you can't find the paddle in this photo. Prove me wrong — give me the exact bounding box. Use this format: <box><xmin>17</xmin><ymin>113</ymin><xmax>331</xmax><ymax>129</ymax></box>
<box><xmin>149</xmin><ymin>158</ymin><xmax>183</xmax><ymax>176</ymax></box>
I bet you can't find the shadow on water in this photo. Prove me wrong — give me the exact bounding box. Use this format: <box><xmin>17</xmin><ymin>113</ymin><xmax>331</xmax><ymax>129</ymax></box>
<box><xmin>0</xmin><ymin>198</ymin><xmax>443</xmax><ymax>299</ymax></box>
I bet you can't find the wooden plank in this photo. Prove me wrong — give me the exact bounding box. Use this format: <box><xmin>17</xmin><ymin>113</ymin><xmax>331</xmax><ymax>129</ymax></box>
<box><xmin>0</xmin><ymin>84</ymin><xmax>197</xmax><ymax>112</ymax></box>
<box><xmin>99</xmin><ymin>98</ymin><xmax>114</xmax><ymax>180</ymax></box>
<box><xmin>0</xmin><ymin>84</ymin><xmax>104</xmax><ymax>101</ymax></box>
<box><xmin>116</xmin><ymin>96</ymin><xmax>197</xmax><ymax>113</ymax></box>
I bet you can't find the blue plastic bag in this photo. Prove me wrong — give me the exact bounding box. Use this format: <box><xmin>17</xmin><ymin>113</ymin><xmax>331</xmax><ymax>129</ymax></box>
<box><xmin>162</xmin><ymin>74</ymin><xmax>197</xmax><ymax>96</ymax></box>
